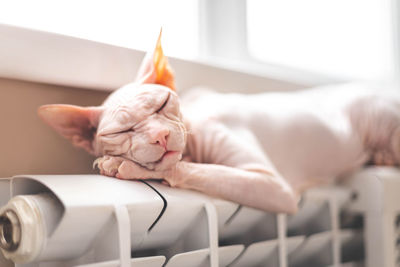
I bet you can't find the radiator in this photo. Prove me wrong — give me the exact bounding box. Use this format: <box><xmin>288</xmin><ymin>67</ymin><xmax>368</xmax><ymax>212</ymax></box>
<box><xmin>0</xmin><ymin>167</ymin><xmax>398</xmax><ymax>267</ymax></box>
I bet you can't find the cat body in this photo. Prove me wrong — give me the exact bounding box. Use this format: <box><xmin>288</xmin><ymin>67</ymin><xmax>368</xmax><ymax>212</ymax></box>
<box><xmin>181</xmin><ymin>84</ymin><xmax>392</xmax><ymax>194</ymax></box>
<box><xmin>38</xmin><ymin>34</ymin><xmax>400</xmax><ymax>214</ymax></box>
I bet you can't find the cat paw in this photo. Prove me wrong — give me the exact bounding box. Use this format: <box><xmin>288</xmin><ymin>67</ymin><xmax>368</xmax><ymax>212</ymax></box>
<box><xmin>372</xmin><ymin>150</ymin><xmax>396</xmax><ymax>166</ymax></box>
<box><xmin>93</xmin><ymin>156</ymin><xmax>125</xmax><ymax>177</ymax></box>
<box><xmin>390</xmin><ymin>127</ymin><xmax>400</xmax><ymax>166</ymax></box>
<box><xmin>94</xmin><ymin>156</ymin><xmax>165</xmax><ymax>180</ymax></box>
<box><xmin>115</xmin><ymin>160</ymin><xmax>162</xmax><ymax>180</ymax></box>
<box><xmin>372</xmin><ymin>126</ymin><xmax>400</xmax><ymax>166</ymax></box>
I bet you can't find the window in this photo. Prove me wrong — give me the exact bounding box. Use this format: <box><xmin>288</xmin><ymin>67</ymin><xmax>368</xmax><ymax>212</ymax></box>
<box><xmin>246</xmin><ymin>0</ymin><xmax>394</xmax><ymax>81</ymax></box>
<box><xmin>0</xmin><ymin>0</ymin><xmax>199</xmax><ymax>59</ymax></box>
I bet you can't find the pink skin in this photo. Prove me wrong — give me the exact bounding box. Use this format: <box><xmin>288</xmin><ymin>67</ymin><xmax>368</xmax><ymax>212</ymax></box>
<box><xmin>38</xmin><ymin>38</ymin><xmax>400</xmax><ymax>214</ymax></box>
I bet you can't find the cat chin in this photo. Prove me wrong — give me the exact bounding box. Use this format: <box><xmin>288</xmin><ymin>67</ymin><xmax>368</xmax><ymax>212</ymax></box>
<box><xmin>138</xmin><ymin>151</ymin><xmax>182</xmax><ymax>171</ymax></box>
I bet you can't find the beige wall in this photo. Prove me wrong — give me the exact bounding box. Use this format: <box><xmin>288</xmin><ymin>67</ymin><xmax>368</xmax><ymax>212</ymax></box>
<box><xmin>0</xmin><ymin>78</ymin><xmax>109</xmax><ymax>178</ymax></box>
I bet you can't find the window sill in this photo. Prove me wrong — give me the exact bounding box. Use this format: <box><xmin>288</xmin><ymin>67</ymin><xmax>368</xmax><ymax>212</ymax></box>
<box><xmin>0</xmin><ymin>24</ymin><xmax>338</xmax><ymax>93</ymax></box>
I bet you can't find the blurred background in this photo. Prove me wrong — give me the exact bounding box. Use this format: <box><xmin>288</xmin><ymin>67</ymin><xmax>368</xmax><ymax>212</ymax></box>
<box><xmin>0</xmin><ymin>0</ymin><xmax>397</xmax><ymax>83</ymax></box>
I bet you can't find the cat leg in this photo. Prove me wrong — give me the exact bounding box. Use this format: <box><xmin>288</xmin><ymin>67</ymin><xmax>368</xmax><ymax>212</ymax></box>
<box><xmin>176</xmin><ymin>123</ymin><xmax>299</xmax><ymax>213</ymax></box>
<box><xmin>169</xmin><ymin>161</ymin><xmax>299</xmax><ymax>214</ymax></box>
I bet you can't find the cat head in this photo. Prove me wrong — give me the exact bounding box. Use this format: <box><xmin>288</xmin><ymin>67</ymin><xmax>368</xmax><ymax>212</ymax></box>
<box><xmin>38</xmin><ymin>32</ymin><xmax>186</xmax><ymax>171</ymax></box>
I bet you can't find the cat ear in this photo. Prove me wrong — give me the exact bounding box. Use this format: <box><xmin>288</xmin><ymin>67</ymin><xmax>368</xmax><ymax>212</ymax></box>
<box><xmin>135</xmin><ymin>29</ymin><xmax>176</xmax><ymax>91</ymax></box>
<box><xmin>38</xmin><ymin>104</ymin><xmax>104</xmax><ymax>155</ymax></box>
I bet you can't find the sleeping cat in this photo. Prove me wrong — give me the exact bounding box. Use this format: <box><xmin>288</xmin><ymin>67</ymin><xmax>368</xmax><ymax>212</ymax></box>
<box><xmin>38</xmin><ymin>34</ymin><xmax>400</xmax><ymax>214</ymax></box>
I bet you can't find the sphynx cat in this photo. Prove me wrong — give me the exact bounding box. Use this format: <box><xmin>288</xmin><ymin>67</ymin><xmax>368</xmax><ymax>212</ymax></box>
<box><xmin>38</xmin><ymin>34</ymin><xmax>400</xmax><ymax>214</ymax></box>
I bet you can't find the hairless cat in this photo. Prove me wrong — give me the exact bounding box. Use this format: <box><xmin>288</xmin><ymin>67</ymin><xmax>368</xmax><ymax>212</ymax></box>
<box><xmin>38</xmin><ymin>33</ymin><xmax>400</xmax><ymax>214</ymax></box>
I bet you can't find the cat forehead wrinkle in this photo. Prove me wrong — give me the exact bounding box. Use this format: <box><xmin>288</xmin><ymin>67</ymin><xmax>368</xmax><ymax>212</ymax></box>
<box><xmin>97</xmin><ymin>107</ymin><xmax>135</xmax><ymax>136</ymax></box>
<box><xmin>137</xmin><ymin>83</ymin><xmax>173</xmax><ymax>92</ymax></box>
<box><xmin>113</xmin><ymin>107</ymin><xmax>136</xmax><ymax>124</ymax></box>
<box><xmin>105</xmin><ymin>83</ymin><xmax>174</xmax><ymax>109</ymax></box>
<box><xmin>99</xmin><ymin>86</ymin><xmax>173</xmax><ymax>136</ymax></box>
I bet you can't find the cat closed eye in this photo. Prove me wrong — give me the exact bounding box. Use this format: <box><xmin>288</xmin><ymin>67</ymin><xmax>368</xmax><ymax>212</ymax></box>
<box><xmin>103</xmin><ymin>129</ymin><xmax>133</xmax><ymax>137</ymax></box>
<box><xmin>156</xmin><ymin>93</ymin><xmax>170</xmax><ymax>113</ymax></box>
<box><xmin>117</xmin><ymin>129</ymin><xmax>134</xmax><ymax>134</ymax></box>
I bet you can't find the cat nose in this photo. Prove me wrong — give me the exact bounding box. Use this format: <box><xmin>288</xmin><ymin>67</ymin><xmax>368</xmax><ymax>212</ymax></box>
<box><xmin>150</xmin><ymin>128</ymin><xmax>170</xmax><ymax>149</ymax></box>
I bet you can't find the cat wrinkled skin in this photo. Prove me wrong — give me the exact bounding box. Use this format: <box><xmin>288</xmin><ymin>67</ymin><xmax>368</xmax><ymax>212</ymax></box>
<box><xmin>38</xmin><ymin>34</ymin><xmax>400</xmax><ymax>214</ymax></box>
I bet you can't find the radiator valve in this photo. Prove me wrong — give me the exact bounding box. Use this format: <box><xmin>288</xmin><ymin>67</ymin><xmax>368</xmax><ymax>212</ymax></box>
<box><xmin>0</xmin><ymin>194</ymin><xmax>53</xmax><ymax>263</ymax></box>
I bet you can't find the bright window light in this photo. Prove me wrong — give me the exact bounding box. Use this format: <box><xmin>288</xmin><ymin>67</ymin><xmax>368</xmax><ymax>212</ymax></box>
<box><xmin>0</xmin><ymin>0</ymin><xmax>199</xmax><ymax>59</ymax></box>
<box><xmin>247</xmin><ymin>0</ymin><xmax>394</xmax><ymax>81</ymax></box>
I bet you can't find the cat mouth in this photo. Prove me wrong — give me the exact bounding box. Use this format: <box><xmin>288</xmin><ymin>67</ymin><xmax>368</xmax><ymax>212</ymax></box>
<box><xmin>138</xmin><ymin>150</ymin><xmax>181</xmax><ymax>171</ymax></box>
<box><xmin>156</xmin><ymin>151</ymin><xmax>179</xmax><ymax>163</ymax></box>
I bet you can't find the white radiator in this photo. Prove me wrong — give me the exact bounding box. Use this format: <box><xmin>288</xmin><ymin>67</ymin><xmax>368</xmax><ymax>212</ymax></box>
<box><xmin>0</xmin><ymin>167</ymin><xmax>398</xmax><ymax>267</ymax></box>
